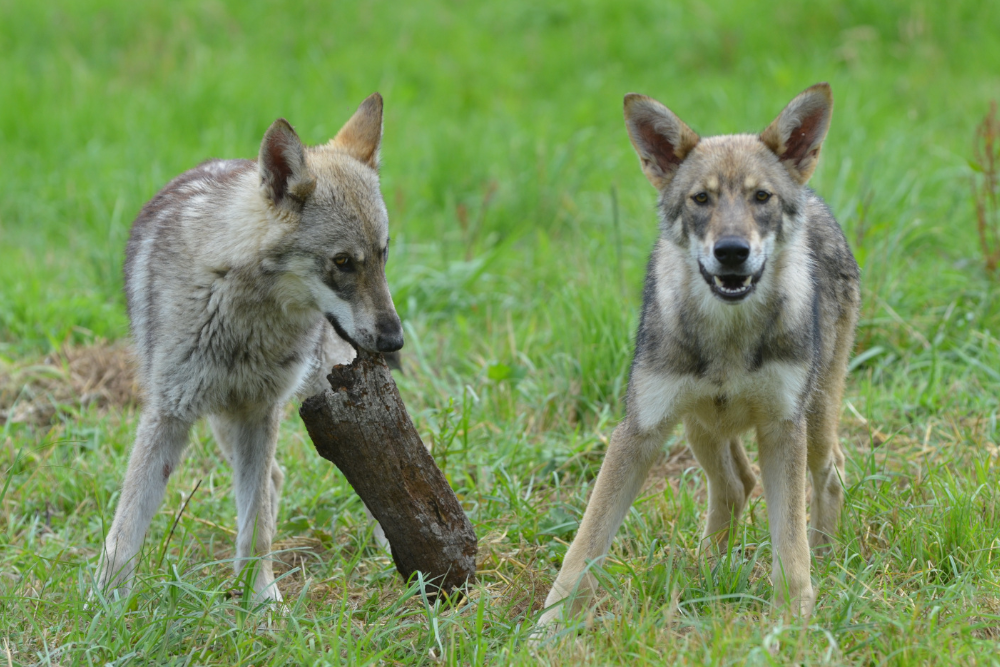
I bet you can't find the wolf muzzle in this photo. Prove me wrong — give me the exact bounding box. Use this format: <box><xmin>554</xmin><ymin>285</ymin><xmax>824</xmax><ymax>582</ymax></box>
<box><xmin>699</xmin><ymin>237</ymin><xmax>765</xmax><ymax>303</ymax></box>
<box><xmin>325</xmin><ymin>312</ymin><xmax>403</xmax><ymax>354</ymax></box>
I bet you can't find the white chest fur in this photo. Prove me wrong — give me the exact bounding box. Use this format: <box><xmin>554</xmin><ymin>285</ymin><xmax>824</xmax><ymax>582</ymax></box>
<box><xmin>631</xmin><ymin>359</ymin><xmax>809</xmax><ymax>435</ymax></box>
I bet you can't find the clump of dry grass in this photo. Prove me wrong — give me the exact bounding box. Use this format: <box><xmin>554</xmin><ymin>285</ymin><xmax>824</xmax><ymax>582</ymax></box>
<box><xmin>0</xmin><ymin>340</ymin><xmax>139</xmax><ymax>425</ymax></box>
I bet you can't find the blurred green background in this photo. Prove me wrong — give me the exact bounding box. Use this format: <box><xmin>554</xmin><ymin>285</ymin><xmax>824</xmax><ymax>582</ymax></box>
<box><xmin>3</xmin><ymin>0</ymin><xmax>999</xmax><ymax>420</ymax></box>
<box><xmin>2</xmin><ymin>1</ymin><xmax>1000</xmax><ymax>663</ymax></box>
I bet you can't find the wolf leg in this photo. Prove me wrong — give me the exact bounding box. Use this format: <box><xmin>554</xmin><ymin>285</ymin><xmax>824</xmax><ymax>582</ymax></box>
<box><xmin>807</xmin><ymin>362</ymin><xmax>850</xmax><ymax>551</ymax></box>
<box><xmin>269</xmin><ymin>457</ymin><xmax>285</xmax><ymax>530</ymax></box>
<box><xmin>98</xmin><ymin>411</ymin><xmax>191</xmax><ymax>598</ymax></box>
<box><xmin>210</xmin><ymin>415</ymin><xmax>285</xmax><ymax>529</ymax></box>
<box><xmin>756</xmin><ymin>417</ymin><xmax>813</xmax><ymax>616</ymax></box>
<box><xmin>806</xmin><ymin>384</ymin><xmax>846</xmax><ymax>551</ymax></box>
<box><xmin>538</xmin><ymin>416</ymin><xmax>671</xmax><ymax>627</ymax></box>
<box><xmin>215</xmin><ymin>406</ymin><xmax>283</xmax><ymax>603</ymax></box>
<box><xmin>363</xmin><ymin>503</ymin><xmax>390</xmax><ymax>550</ymax></box>
<box><xmin>684</xmin><ymin>419</ymin><xmax>756</xmax><ymax>550</ymax></box>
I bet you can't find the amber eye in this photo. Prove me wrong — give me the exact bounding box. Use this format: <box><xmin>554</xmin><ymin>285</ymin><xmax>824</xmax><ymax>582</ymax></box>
<box><xmin>755</xmin><ymin>190</ymin><xmax>771</xmax><ymax>202</ymax></box>
<box><xmin>693</xmin><ymin>192</ymin><xmax>709</xmax><ymax>204</ymax></box>
<box><xmin>333</xmin><ymin>255</ymin><xmax>352</xmax><ymax>270</ymax></box>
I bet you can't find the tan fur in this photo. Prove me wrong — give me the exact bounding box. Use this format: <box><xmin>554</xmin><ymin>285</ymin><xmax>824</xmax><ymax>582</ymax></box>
<box><xmin>330</xmin><ymin>93</ymin><xmax>383</xmax><ymax>170</ymax></box>
<box><xmin>96</xmin><ymin>94</ymin><xmax>402</xmax><ymax>607</ymax></box>
<box><xmin>760</xmin><ymin>83</ymin><xmax>833</xmax><ymax>184</ymax></box>
<box><xmin>538</xmin><ymin>84</ymin><xmax>859</xmax><ymax>631</ymax></box>
<box><xmin>624</xmin><ymin>93</ymin><xmax>700</xmax><ymax>190</ymax></box>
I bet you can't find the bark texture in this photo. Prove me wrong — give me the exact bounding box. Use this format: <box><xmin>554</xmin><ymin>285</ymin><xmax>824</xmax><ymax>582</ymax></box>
<box><xmin>299</xmin><ymin>350</ymin><xmax>477</xmax><ymax>596</ymax></box>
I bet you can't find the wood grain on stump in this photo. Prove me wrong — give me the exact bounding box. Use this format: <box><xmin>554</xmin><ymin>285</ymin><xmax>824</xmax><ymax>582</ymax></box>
<box><xmin>299</xmin><ymin>350</ymin><xmax>477</xmax><ymax>596</ymax></box>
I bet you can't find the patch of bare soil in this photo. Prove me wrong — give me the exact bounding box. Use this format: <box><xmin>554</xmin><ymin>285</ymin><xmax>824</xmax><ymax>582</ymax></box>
<box><xmin>0</xmin><ymin>341</ymin><xmax>140</xmax><ymax>425</ymax></box>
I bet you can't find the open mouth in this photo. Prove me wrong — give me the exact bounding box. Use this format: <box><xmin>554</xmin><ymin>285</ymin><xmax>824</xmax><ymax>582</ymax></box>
<box><xmin>698</xmin><ymin>262</ymin><xmax>765</xmax><ymax>302</ymax></box>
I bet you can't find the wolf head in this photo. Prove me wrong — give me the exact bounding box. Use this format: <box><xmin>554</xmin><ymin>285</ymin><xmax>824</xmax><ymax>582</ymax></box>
<box><xmin>624</xmin><ymin>83</ymin><xmax>833</xmax><ymax>304</ymax></box>
<box><xmin>256</xmin><ymin>94</ymin><xmax>403</xmax><ymax>354</ymax></box>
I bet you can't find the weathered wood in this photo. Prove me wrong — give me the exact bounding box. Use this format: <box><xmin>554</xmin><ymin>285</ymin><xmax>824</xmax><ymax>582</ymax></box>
<box><xmin>299</xmin><ymin>350</ymin><xmax>477</xmax><ymax>596</ymax></box>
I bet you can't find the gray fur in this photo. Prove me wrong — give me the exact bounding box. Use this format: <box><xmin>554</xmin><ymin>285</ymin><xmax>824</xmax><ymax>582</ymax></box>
<box><xmin>97</xmin><ymin>94</ymin><xmax>401</xmax><ymax>605</ymax></box>
<box><xmin>539</xmin><ymin>83</ymin><xmax>860</xmax><ymax>629</ymax></box>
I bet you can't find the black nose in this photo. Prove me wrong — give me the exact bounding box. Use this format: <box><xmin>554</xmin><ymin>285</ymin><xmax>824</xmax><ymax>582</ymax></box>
<box><xmin>375</xmin><ymin>317</ymin><xmax>404</xmax><ymax>353</ymax></box>
<box><xmin>713</xmin><ymin>236</ymin><xmax>751</xmax><ymax>267</ymax></box>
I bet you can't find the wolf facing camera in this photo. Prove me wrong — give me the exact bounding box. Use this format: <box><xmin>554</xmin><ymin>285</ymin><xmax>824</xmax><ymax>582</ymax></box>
<box><xmin>539</xmin><ymin>83</ymin><xmax>860</xmax><ymax>627</ymax></box>
<box><xmin>96</xmin><ymin>94</ymin><xmax>402</xmax><ymax>605</ymax></box>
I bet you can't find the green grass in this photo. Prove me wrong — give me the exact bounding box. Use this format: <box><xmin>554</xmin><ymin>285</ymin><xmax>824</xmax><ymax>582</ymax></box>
<box><xmin>2</xmin><ymin>0</ymin><xmax>1000</xmax><ymax>664</ymax></box>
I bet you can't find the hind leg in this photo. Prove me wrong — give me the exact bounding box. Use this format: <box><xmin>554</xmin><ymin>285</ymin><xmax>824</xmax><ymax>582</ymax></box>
<box><xmin>806</xmin><ymin>388</ymin><xmax>846</xmax><ymax>550</ymax></box>
<box><xmin>809</xmin><ymin>301</ymin><xmax>856</xmax><ymax>551</ymax></box>
<box><xmin>684</xmin><ymin>419</ymin><xmax>756</xmax><ymax>550</ymax></box>
<box><xmin>211</xmin><ymin>414</ymin><xmax>284</xmax><ymax>531</ymax></box>
<box><xmin>98</xmin><ymin>410</ymin><xmax>191</xmax><ymax>598</ymax></box>
<box><xmin>210</xmin><ymin>406</ymin><xmax>284</xmax><ymax>603</ymax></box>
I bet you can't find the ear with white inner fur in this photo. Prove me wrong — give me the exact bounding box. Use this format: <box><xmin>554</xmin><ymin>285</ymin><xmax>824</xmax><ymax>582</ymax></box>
<box><xmin>259</xmin><ymin>118</ymin><xmax>316</xmax><ymax>209</ymax></box>
<box><xmin>331</xmin><ymin>92</ymin><xmax>383</xmax><ymax>171</ymax></box>
<box><xmin>760</xmin><ymin>83</ymin><xmax>833</xmax><ymax>185</ymax></box>
<box><xmin>624</xmin><ymin>93</ymin><xmax>700</xmax><ymax>190</ymax></box>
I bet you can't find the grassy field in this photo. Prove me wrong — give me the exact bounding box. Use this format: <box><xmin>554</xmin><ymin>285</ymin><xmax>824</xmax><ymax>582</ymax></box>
<box><xmin>2</xmin><ymin>0</ymin><xmax>1000</xmax><ymax>664</ymax></box>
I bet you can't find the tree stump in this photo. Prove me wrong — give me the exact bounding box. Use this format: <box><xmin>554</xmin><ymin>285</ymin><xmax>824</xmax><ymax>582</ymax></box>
<box><xmin>299</xmin><ymin>350</ymin><xmax>477</xmax><ymax>596</ymax></box>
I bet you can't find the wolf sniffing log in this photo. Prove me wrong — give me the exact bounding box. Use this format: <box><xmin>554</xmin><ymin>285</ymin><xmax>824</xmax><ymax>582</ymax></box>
<box><xmin>538</xmin><ymin>83</ymin><xmax>860</xmax><ymax>628</ymax></box>
<box><xmin>96</xmin><ymin>94</ymin><xmax>405</xmax><ymax>605</ymax></box>
<box><xmin>300</xmin><ymin>350</ymin><xmax>477</xmax><ymax>596</ymax></box>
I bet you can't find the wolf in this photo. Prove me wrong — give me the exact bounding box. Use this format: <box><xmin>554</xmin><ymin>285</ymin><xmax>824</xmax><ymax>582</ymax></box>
<box><xmin>538</xmin><ymin>83</ymin><xmax>860</xmax><ymax>627</ymax></box>
<box><xmin>95</xmin><ymin>93</ymin><xmax>403</xmax><ymax>605</ymax></box>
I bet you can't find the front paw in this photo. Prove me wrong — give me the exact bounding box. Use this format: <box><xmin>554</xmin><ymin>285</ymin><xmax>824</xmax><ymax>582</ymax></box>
<box><xmin>535</xmin><ymin>604</ymin><xmax>564</xmax><ymax>631</ymax></box>
<box><xmin>528</xmin><ymin>608</ymin><xmax>562</xmax><ymax>646</ymax></box>
<box><xmin>86</xmin><ymin>580</ymin><xmax>134</xmax><ymax>613</ymax></box>
<box><xmin>534</xmin><ymin>574</ymin><xmax>595</xmax><ymax>630</ymax></box>
<box><xmin>773</xmin><ymin>584</ymin><xmax>815</xmax><ymax>619</ymax></box>
<box><xmin>251</xmin><ymin>579</ymin><xmax>284</xmax><ymax>606</ymax></box>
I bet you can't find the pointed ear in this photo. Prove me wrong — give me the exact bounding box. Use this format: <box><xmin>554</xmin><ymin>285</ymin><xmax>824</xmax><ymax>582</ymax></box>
<box><xmin>760</xmin><ymin>83</ymin><xmax>833</xmax><ymax>185</ymax></box>
<box><xmin>624</xmin><ymin>93</ymin><xmax>700</xmax><ymax>190</ymax></box>
<box><xmin>330</xmin><ymin>92</ymin><xmax>383</xmax><ymax>170</ymax></box>
<box><xmin>259</xmin><ymin>118</ymin><xmax>315</xmax><ymax>209</ymax></box>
